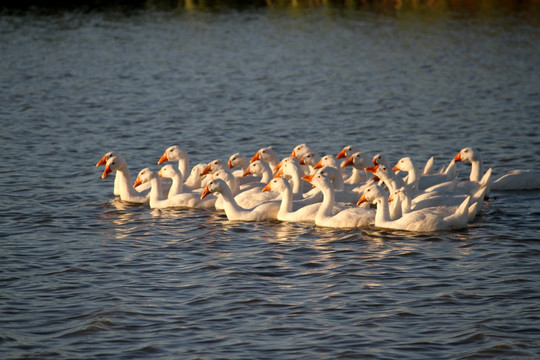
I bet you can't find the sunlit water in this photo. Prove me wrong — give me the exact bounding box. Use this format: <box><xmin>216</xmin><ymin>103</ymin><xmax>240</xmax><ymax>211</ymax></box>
<box><xmin>1</xmin><ymin>4</ymin><xmax>540</xmax><ymax>359</ymax></box>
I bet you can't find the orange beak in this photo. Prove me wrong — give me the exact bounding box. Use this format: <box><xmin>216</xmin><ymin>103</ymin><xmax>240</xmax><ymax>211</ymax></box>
<box><xmin>313</xmin><ymin>160</ymin><xmax>323</xmax><ymax>169</ymax></box>
<box><xmin>290</xmin><ymin>149</ymin><xmax>297</xmax><ymax>158</ymax></box>
<box><xmin>158</xmin><ymin>169</ymin><xmax>164</xmax><ymax>177</ymax></box>
<box><xmin>157</xmin><ymin>152</ymin><xmax>169</xmax><ymax>165</ymax></box>
<box><xmin>388</xmin><ymin>194</ymin><xmax>394</xmax><ymax>202</ymax></box>
<box><xmin>454</xmin><ymin>152</ymin><xmax>462</xmax><ymax>162</ymax></box>
<box><xmin>365</xmin><ymin>165</ymin><xmax>379</xmax><ymax>174</ymax></box>
<box><xmin>302</xmin><ymin>174</ymin><xmax>314</xmax><ymax>183</ymax></box>
<box><xmin>201</xmin><ymin>164</ymin><xmax>212</xmax><ymax>176</ymax></box>
<box><xmin>227</xmin><ymin>159</ymin><xmax>234</xmax><ymax>168</ymax></box>
<box><xmin>273</xmin><ymin>160</ymin><xmax>283</xmax><ymax>172</ymax></box>
<box><xmin>96</xmin><ymin>154</ymin><xmax>107</xmax><ymax>167</ymax></box>
<box><xmin>250</xmin><ymin>152</ymin><xmax>260</xmax><ymax>163</ymax></box>
<box><xmin>342</xmin><ymin>155</ymin><xmax>354</xmax><ymax>167</ymax></box>
<box><xmin>200</xmin><ymin>184</ymin><xmax>211</xmax><ymax>199</ymax></box>
<box><xmin>372</xmin><ymin>156</ymin><xmax>378</xmax><ymax>165</ymax></box>
<box><xmin>242</xmin><ymin>168</ymin><xmax>252</xmax><ymax>177</ymax></box>
<box><xmin>133</xmin><ymin>175</ymin><xmax>142</xmax><ymax>188</ymax></box>
<box><xmin>357</xmin><ymin>193</ymin><xmax>368</xmax><ymax>206</ymax></box>
<box><xmin>299</xmin><ymin>157</ymin><xmax>306</xmax><ymax>165</ymax></box>
<box><xmin>336</xmin><ymin>148</ymin><xmax>347</xmax><ymax>159</ymax></box>
<box><xmin>262</xmin><ymin>183</ymin><xmax>272</xmax><ymax>192</ymax></box>
<box><xmin>273</xmin><ymin>168</ymin><xmax>284</xmax><ymax>178</ymax></box>
<box><xmin>392</xmin><ymin>164</ymin><xmax>400</xmax><ymax>172</ymax></box>
<box><xmin>101</xmin><ymin>164</ymin><xmax>112</xmax><ymax>179</ymax></box>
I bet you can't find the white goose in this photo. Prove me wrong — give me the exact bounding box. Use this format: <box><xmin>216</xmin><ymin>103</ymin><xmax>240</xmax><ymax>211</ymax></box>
<box><xmin>96</xmin><ymin>151</ymin><xmax>124</xmax><ymax>196</ymax></box>
<box><xmin>393</xmin><ymin>157</ymin><xmax>456</xmax><ymax>191</ymax></box>
<box><xmin>158</xmin><ymin>164</ymin><xmax>184</xmax><ymax>198</ymax></box>
<box><xmin>243</xmin><ymin>160</ymin><xmax>274</xmax><ymax>185</ymax></box>
<box><xmin>299</xmin><ymin>151</ymin><xmax>321</xmax><ymax>176</ymax></box>
<box><xmin>455</xmin><ymin>147</ymin><xmax>540</xmax><ymax>191</ymax></box>
<box><xmin>100</xmin><ymin>155</ymin><xmax>148</xmax><ymax>204</ymax></box>
<box><xmin>315</xmin><ymin>166</ymin><xmax>361</xmax><ymax>204</ymax></box>
<box><xmin>201</xmin><ymin>178</ymin><xmax>279</xmax><ymax>221</ymax></box>
<box><xmin>228</xmin><ymin>153</ymin><xmax>257</xmax><ymax>184</ymax></box>
<box><xmin>391</xmin><ymin>184</ymin><xmax>486</xmax><ymax>223</ymax></box>
<box><xmin>372</xmin><ymin>153</ymin><xmax>407</xmax><ymax>190</ymax></box>
<box><xmin>250</xmin><ymin>146</ymin><xmax>280</xmax><ymax>170</ymax></box>
<box><xmin>157</xmin><ymin>145</ymin><xmax>190</xmax><ymax>184</ymax></box>
<box><xmin>134</xmin><ymin>168</ymin><xmax>215</xmax><ymax>209</ymax></box>
<box><xmin>341</xmin><ymin>151</ymin><xmax>372</xmax><ymax>185</ymax></box>
<box><xmin>336</xmin><ymin>144</ymin><xmax>359</xmax><ymax>179</ymax></box>
<box><xmin>274</xmin><ymin>157</ymin><xmax>321</xmax><ymax>201</ymax></box>
<box><xmin>358</xmin><ymin>184</ymin><xmax>470</xmax><ymax>232</ymax></box>
<box><xmin>262</xmin><ymin>177</ymin><xmax>320</xmax><ymax>223</ymax></box>
<box><xmin>233</xmin><ymin>160</ymin><xmax>280</xmax><ymax>208</ymax></box>
<box><xmin>201</xmin><ymin>159</ymin><xmax>240</xmax><ymax>195</ymax></box>
<box><xmin>289</xmin><ymin>143</ymin><xmax>316</xmax><ymax>176</ymax></box>
<box><xmin>303</xmin><ymin>173</ymin><xmax>374</xmax><ymax>228</ymax></box>
<box><xmin>184</xmin><ymin>163</ymin><xmax>207</xmax><ymax>190</ymax></box>
<box><xmin>290</xmin><ymin>143</ymin><xmax>315</xmax><ymax>159</ymax></box>
<box><xmin>365</xmin><ymin>164</ymin><xmax>403</xmax><ymax>194</ymax></box>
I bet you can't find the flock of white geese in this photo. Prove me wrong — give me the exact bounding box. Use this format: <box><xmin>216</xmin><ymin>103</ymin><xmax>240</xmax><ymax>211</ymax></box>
<box><xmin>96</xmin><ymin>144</ymin><xmax>540</xmax><ymax>232</ymax></box>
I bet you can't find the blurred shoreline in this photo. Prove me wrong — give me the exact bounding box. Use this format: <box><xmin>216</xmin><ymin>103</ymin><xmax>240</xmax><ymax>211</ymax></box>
<box><xmin>2</xmin><ymin>0</ymin><xmax>539</xmax><ymax>16</ymax></box>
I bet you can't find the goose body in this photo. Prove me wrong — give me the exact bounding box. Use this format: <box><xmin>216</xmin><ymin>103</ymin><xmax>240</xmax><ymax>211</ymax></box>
<box><xmin>393</xmin><ymin>157</ymin><xmax>456</xmax><ymax>191</ymax></box>
<box><xmin>262</xmin><ymin>177</ymin><xmax>320</xmax><ymax>222</ymax></box>
<box><xmin>359</xmin><ymin>184</ymin><xmax>470</xmax><ymax>232</ymax></box>
<box><xmin>100</xmin><ymin>155</ymin><xmax>148</xmax><ymax>204</ymax></box>
<box><xmin>304</xmin><ymin>173</ymin><xmax>374</xmax><ymax>228</ymax></box>
<box><xmin>201</xmin><ymin>178</ymin><xmax>279</xmax><ymax>221</ymax></box>
<box><xmin>134</xmin><ymin>168</ymin><xmax>215</xmax><ymax>209</ymax></box>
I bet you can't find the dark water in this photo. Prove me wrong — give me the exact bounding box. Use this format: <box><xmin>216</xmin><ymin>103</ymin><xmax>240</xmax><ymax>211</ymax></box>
<box><xmin>1</xmin><ymin>2</ymin><xmax>540</xmax><ymax>359</ymax></box>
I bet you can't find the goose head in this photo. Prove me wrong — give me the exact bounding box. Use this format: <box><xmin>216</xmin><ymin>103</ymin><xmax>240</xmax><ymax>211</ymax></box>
<box><xmin>290</xmin><ymin>143</ymin><xmax>314</xmax><ymax>159</ymax></box>
<box><xmin>301</xmin><ymin>172</ymin><xmax>332</xmax><ymax>190</ymax></box>
<box><xmin>274</xmin><ymin>156</ymin><xmax>299</xmax><ymax>172</ymax></box>
<box><xmin>250</xmin><ymin>146</ymin><xmax>278</xmax><ymax>163</ymax></box>
<box><xmin>393</xmin><ymin>157</ymin><xmax>414</xmax><ymax>172</ymax></box>
<box><xmin>454</xmin><ymin>147</ymin><xmax>479</xmax><ymax>163</ymax></box>
<box><xmin>314</xmin><ymin>154</ymin><xmax>339</xmax><ymax>170</ymax></box>
<box><xmin>243</xmin><ymin>160</ymin><xmax>265</xmax><ymax>177</ymax></box>
<box><xmin>158</xmin><ymin>164</ymin><xmax>182</xmax><ymax>179</ymax></box>
<box><xmin>262</xmin><ymin>177</ymin><xmax>289</xmax><ymax>193</ymax></box>
<box><xmin>357</xmin><ymin>184</ymin><xmax>386</xmax><ymax>206</ymax></box>
<box><xmin>96</xmin><ymin>151</ymin><xmax>123</xmax><ymax>167</ymax></box>
<box><xmin>228</xmin><ymin>153</ymin><xmax>248</xmax><ymax>169</ymax></box>
<box><xmin>300</xmin><ymin>152</ymin><xmax>320</xmax><ymax>167</ymax></box>
<box><xmin>316</xmin><ymin>166</ymin><xmax>340</xmax><ymax>185</ymax></box>
<box><xmin>201</xmin><ymin>178</ymin><xmax>228</xmax><ymax>199</ymax></box>
<box><xmin>372</xmin><ymin>153</ymin><xmax>392</xmax><ymax>168</ymax></box>
<box><xmin>133</xmin><ymin>168</ymin><xmax>156</xmax><ymax>188</ymax></box>
<box><xmin>274</xmin><ymin>158</ymin><xmax>302</xmax><ymax>179</ymax></box>
<box><xmin>342</xmin><ymin>152</ymin><xmax>371</xmax><ymax>169</ymax></box>
<box><xmin>101</xmin><ymin>156</ymin><xmax>126</xmax><ymax>179</ymax></box>
<box><xmin>201</xmin><ymin>159</ymin><xmax>226</xmax><ymax>176</ymax></box>
<box><xmin>365</xmin><ymin>164</ymin><xmax>394</xmax><ymax>181</ymax></box>
<box><xmin>336</xmin><ymin>145</ymin><xmax>358</xmax><ymax>159</ymax></box>
<box><xmin>158</xmin><ymin>145</ymin><xmax>187</xmax><ymax>164</ymax></box>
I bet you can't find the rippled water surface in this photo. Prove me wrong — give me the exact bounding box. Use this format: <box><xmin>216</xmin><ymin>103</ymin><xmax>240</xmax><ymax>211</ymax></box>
<box><xmin>1</xmin><ymin>2</ymin><xmax>540</xmax><ymax>359</ymax></box>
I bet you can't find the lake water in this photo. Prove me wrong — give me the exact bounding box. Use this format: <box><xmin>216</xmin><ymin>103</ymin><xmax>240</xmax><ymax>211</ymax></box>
<box><xmin>1</xmin><ymin>2</ymin><xmax>540</xmax><ymax>359</ymax></box>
